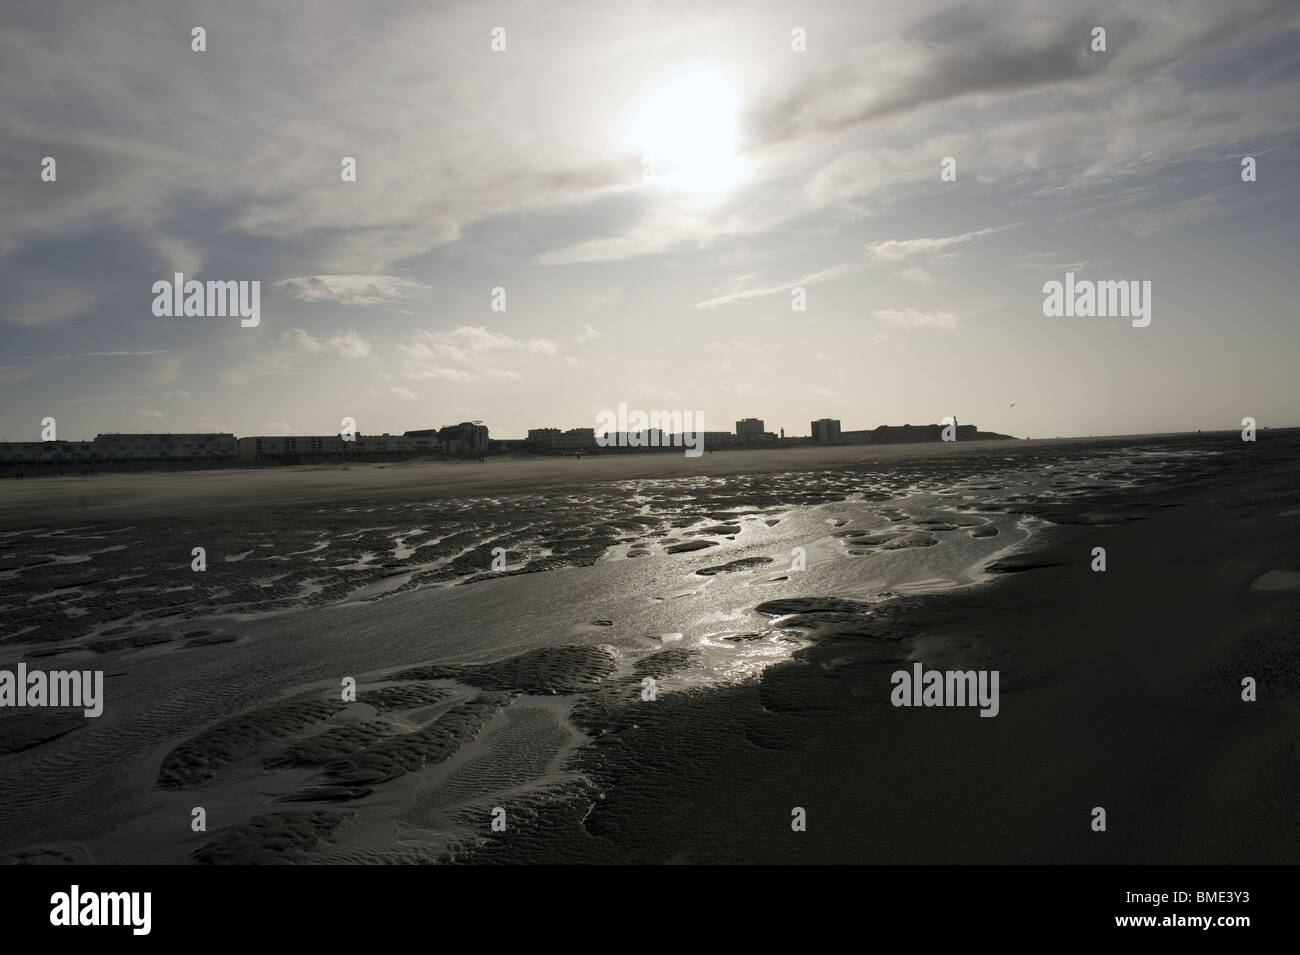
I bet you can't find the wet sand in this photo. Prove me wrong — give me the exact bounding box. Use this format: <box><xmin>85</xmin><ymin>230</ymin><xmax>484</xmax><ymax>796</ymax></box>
<box><xmin>1</xmin><ymin>430</ymin><xmax>1297</xmax><ymax>863</ymax></box>
<box><xmin>0</xmin><ymin>434</ymin><xmax>1218</xmax><ymax>527</ymax></box>
<box><xmin>444</xmin><ymin>434</ymin><xmax>1300</xmax><ymax>864</ymax></box>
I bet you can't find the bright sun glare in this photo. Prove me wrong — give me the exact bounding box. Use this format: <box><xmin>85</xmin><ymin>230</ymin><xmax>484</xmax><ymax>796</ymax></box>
<box><xmin>620</xmin><ymin>62</ymin><xmax>749</xmax><ymax>202</ymax></box>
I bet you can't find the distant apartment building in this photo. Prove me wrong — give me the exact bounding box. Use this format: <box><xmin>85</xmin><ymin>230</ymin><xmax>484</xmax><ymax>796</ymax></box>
<box><xmin>238</xmin><ymin>432</ymin><xmax>443</xmax><ymax>459</ymax></box>
<box><xmin>239</xmin><ymin>423</ymin><xmax>490</xmax><ymax>460</ymax></box>
<box><xmin>240</xmin><ymin>435</ymin><xmax>334</xmax><ymax>459</ymax></box>
<box><xmin>526</xmin><ymin>427</ymin><xmax>596</xmax><ymax>451</ymax></box>
<box><xmin>2</xmin><ymin>433</ymin><xmax>237</xmax><ymax>465</ymax></box>
<box><xmin>0</xmin><ymin>441</ymin><xmax>95</xmax><ymax>464</ymax></box>
<box><xmin>811</xmin><ymin>418</ymin><xmax>842</xmax><ymax>444</ymax></box>
<box><xmin>733</xmin><ymin>417</ymin><xmax>776</xmax><ymax>444</ymax></box>
<box><xmin>434</xmin><ymin>421</ymin><xmax>489</xmax><ymax>455</ymax></box>
<box><xmin>93</xmin><ymin>433</ymin><xmax>238</xmax><ymax>460</ymax></box>
<box><xmin>365</xmin><ymin>433</ymin><xmax>438</xmax><ymax>454</ymax></box>
<box><xmin>527</xmin><ymin>427</ymin><xmax>561</xmax><ymax>445</ymax></box>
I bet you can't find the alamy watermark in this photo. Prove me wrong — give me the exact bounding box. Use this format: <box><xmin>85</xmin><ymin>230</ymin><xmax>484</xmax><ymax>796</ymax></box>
<box><xmin>50</xmin><ymin>886</ymin><xmax>150</xmax><ymax>935</ymax></box>
<box><xmin>152</xmin><ymin>273</ymin><xmax>260</xmax><ymax>327</ymax></box>
<box><xmin>1</xmin><ymin>663</ymin><xmax>104</xmax><ymax>717</ymax></box>
<box><xmin>890</xmin><ymin>663</ymin><xmax>1000</xmax><ymax>717</ymax></box>
<box><xmin>595</xmin><ymin>402</ymin><xmax>704</xmax><ymax>457</ymax></box>
<box><xmin>1043</xmin><ymin>271</ymin><xmax>1150</xmax><ymax>328</ymax></box>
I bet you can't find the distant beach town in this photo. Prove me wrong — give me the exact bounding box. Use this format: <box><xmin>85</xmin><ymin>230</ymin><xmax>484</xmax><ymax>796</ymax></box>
<box><xmin>0</xmin><ymin>415</ymin><xmax>1013</xmax><ymax>471</ymax></box>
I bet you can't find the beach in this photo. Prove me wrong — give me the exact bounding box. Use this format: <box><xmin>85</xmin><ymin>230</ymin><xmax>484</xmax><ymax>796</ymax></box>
<box><xmin>1</xmin><ymin>431</ymin><xmax>1297</xmax><ymax>864</ymax></box>
<box><xmin>0</xmin><ymin>435</ymin><xmax>1181</xmax><ymax>526</ymax></box>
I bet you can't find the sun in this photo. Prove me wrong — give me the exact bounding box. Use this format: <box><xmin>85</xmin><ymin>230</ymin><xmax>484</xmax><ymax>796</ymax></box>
<box><xmin>620</xmin><ymin>62</ymin><xmax>749</xmax><ymax>202</ymax></box>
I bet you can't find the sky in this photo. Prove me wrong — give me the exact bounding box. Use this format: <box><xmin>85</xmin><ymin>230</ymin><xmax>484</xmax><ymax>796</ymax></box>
<box><xmin>1</xmin><ymin>0</ymin><xmax>1298</xmax><ymax>442</ymax></box>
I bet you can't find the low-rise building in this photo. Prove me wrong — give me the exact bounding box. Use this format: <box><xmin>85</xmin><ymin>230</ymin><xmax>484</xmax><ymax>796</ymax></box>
<box><xmin>526</xmin><ymin>427</ymin><xmax>596</xmax><ymax>451</ymax></box>
<box><xmin>93</xmin><ymin>433</ymin><xmax>237</xmax><ymax>460</ymax></box>
<box><xmin>3</xmin><ymin>433</ymin><xmax>237</xmax><ymax>464</ymax></box>
<box><xmin>0</xmin><ymin>441</ymin><xmax>95</xmax><ymax>464</ymax></box>
<box><xmin>701</xmin><ymin>431</ymin><xmax>740</xmax><ymax>449</ymax></box>
<box><xmin>238</xmin><ymin>432</ymin><xmax>443</xmax><ymax>459</ymax></box>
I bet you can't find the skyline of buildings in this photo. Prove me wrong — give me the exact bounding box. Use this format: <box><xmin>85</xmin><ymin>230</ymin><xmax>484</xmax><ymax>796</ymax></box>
<box><xmin>1</xmin><ymin>409</ymin><xmax>1014</xmax><ymax>466</ymax></box>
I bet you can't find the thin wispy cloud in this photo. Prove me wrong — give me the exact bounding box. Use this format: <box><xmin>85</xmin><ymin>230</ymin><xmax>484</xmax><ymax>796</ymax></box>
<box><xmin>0</xmin><ymin>288</ymin><xmax>97</xmax><ymax>328</ymax></box>
<box><xmin>694</xmin><ymin>264</ymin><xmax>856</xmax><ymax>309</ymax></box>
<box><xmin>873</xmin><ymin>307</ymin><xmax>960</xmax><ymax>329</ymax></box>
<box><xmin>866</xmin><ymin>226</ymin><xmax>1010</xmax><ymax>262</ymax></box>
<box><xmin>55</xmin><ymin>394</ymin><xmax>151</xmax><ymax>405</ymax></box>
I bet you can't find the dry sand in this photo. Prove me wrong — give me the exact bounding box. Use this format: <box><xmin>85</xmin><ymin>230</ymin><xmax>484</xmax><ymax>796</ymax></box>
<box><xmin>0</xmin><ymin>435</ymin><xmax>1190</xmax><ymax>526</ymax></box>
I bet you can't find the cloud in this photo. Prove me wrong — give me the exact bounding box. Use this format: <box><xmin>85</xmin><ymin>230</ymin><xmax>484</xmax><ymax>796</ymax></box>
<box><xmin>0</xmin><ymin>288</ymin><xmax>98</xmax><ymax>328</ymax></box>
<box><xmin>537</xmin><ymin>198</ymin><xmax>791</xmax><ymax>267</ymax></box>
<box><xmin>446</xmin><ymin>326</ymin><xmax>558</xmax><ymax>356</ymax></box>
<box><xmin>220</xmin><ymin>352</ymin><xmax>305</xmax><ymax>387</ymax></box>
<box><xmin>135</xmin><ymin>406</ymin><xmax>164</xmax><ymax>419</ymax></box>
<box><xmin>324</xmin><ymin>330</ymin><xmax>372</xmax><ymax>359</ymax></box>
<box><xmin>1014</xmin><ymin>252</ymin><xmax>1103</xmax><ymax>271</ymax></box>
<box><xmin>283</xmin><ymin>328</ymin><xmax>324</xmax><ymax>353</ymax></box>
<box><xmin>0</xmin><ymin>349</ymin><xmax>176</xmax><ymax>387</ymax></box>
<box><xmin>148</xmin><ymin>234</ymin><xmax>203</xmax><ymax>277</ymax></box>
<box><xmin>390</xmin><ymin>385</ymin><xmax>417</xmax><ymax>400</ymax></box>
<box><xmin>271</xmin><ymin>275</ymin><xmax>431</xmax><ymax>308</ymax></box>
<box><xmin>56</xmin><ymin>394</ymin><xmax>150</xmax><ymax>405</ymax></box>
<box><xmin>746</xmin><ymin>1</ymin><xmax>1292</xmax><ymax>149</ymax></box>
<box><xmin>399</xmin><ymin>326</ymin><xmax>557</xmax><ymax>383</ymax></box>
<box><xmin>898</xmin><ymin>266</ymin><xmax>934</xmax><ymax>284</ymax></box>
<box><xmin>282</xmin><ymin>328</ymin><xmax>373</xmax><ymax>359</ymax></box>
<box><xmin>407</xmin><ymin>366</ymin><xmax>476</xmax><ymax>383</ymax></box>
<box><xmin>866</xmin><ymin>226</ymin><xmax>1008</xmax><ymax>263</ymax></box>
<box><xmin>577</xmin><ymin>322</ymin><xmax>600</xmax><ymax>343</ymax></box>
<box><xmin>1115</xmin><ymin>192</ymin><xmax>1237</xmax><ymax>236</ymax></box>
<box><xmin>694</xmin><ymin>264</ymin><xmax>856</xmax><ymax>309</ymax></box>
<box><xmin>872</xmin><ymin>307</ymin><xmax>959</xmax><ymax>329</ymax></box>
<box><xmin>81</xmin><ymin>349</ymin><xmax>170</xmax><ymax>358</ymax></box>
<box><xmin>3</xmin><ymin>0</ymin><xmax>1300</xmax><ymax>440</ymax></box>
<box><xmin>404</xmin><ymin>366</ymin><xmax>522</xmax><ymax>384</ymax></box>
<box><xmin>0</xmin><ymin>2</ymin><xmax>644</xmax><ymax>280</ymax></box>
